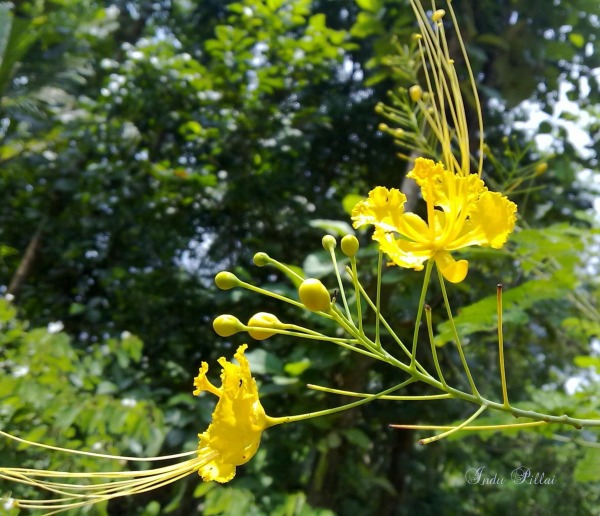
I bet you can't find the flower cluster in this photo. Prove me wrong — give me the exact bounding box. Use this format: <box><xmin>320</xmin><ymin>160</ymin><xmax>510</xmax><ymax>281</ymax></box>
<box><xmin>352</xmin><ymin>158</ymin><xmax>517</xmax><ymax>283</ymax></box>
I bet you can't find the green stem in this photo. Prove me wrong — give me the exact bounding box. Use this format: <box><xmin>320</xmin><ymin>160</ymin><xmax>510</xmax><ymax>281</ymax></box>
<box><xmin>307</xmin><ymin>384</ymin><xmax>452</xmax><ymax>401</ymax></box>
<box><xmin>242</xmin><ymin>325</ymin><xmax>381</xmax><ymax>360</ymax></box>
<box><xmin>425</xmin><ymin>304</ymin><xmax>448</xmax><ymax>388</ymax></box>
<box><xmin>350</xmin><ymin>256</ymin><xmax>363</xmax><ymax>333</ymax></box>
<box><xmin>259</xmin><ymin>254</ymin><xmax>305</xmax><ymax>283</ymax></box>
<box><xmin>436</xmin><ymin>265</ymin><xmax>480</xmax><ymax>397</ymax></box>
<box><xmin>411</xmin><ymin>260</ymin><xmax>434</xmax><ymax>369</ymax></box>
<box><xmin>375</xmin><ymin>250</ymin><xmax>383</xmax><ymax>348</ymax></box>
<box><xmin>348</xmin><ymin>267</ymin><xmax>432</xmax><ymax>378</ymax></box>
<box><xmin>328</xmin><ymin>247</ymin><xmax>352</xmax><ymax>322</ymax></box>
<box><xmin>418</xmin><ymin>404</ymin><xmax>488</xmax><ymax>444</ymax></box>
<box><xmin>268</xmin><ymin>379</ymin><xmax>416</xmax><ymax>427</ymax></box>
<box><xmin>497</xmin><ymin>284</ymin><xmax>509</xmax><ymax>407</ymax></box>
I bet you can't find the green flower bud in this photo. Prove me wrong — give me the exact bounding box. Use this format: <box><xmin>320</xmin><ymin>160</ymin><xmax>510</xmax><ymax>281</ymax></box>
<box><xmin>213</xmin><ymin>314</ymin><xmax>243</xmax><ymax>337</ymax></box>
<box><xmin>215</xmin><ymin>271</ymin><xmax>240</xmax><ymax>290</ymax></box>
<box><xmin>247</xmin><ymin>312</ymin><xmax>281</xmax><ymax>340</ymax></box>
<box><xmin>253</xmin><ymin>252</ymin><xmax>270</xmax><ymax>267</ymax></box>
<box><xmin>322</xmin><ymin>235</ymin><xmax>337</xmax><ymax>251</ymax></box>
<box><xmin>298</xmin><ymin>278</ymin><xmax>331</xmax><ymax>312</ymax></box>
<box><xmin>341</xmin><ymin>235</ymin><xmax>359</xmax><ymax>257</ymax></box>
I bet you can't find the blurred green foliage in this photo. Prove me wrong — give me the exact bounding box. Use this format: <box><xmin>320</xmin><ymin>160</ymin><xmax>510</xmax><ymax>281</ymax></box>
<box><xmin>1</xmin><ymin>0</ymin><xmax>600</xmax><ymax>514</ymax></box>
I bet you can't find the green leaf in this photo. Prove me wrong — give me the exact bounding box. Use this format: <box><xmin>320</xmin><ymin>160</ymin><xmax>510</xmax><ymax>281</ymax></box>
<box><xmin>309</xmin><ymin>218</ymin><xmax>354</xmax><ymax>236</ymax></box>
<box><xmin>574</xmin><ymin>448</ymin><xmax>600</xmax><ymax>482</ymax></box>
<box><xmin>244</xmin><ymin>348</ymin><xmax>283</xmax><ymax>375</ymax></box>
<box><xmin>342</xmin><ymin>193</ymin><xmax>363</xmax><ymax>216</ymax></box>
<box><xmin>0</xmin><ymin>3</ymin><xmax>12</xmax><ymax>69</ymax></box>
<box><xmin>574</xmin><ymin>355</ymin><xmax>600</xmax><ymax>373</ymax></box>
<box><xmin>266</xmin><ymin>0</ymin><xmax>284</xmax><ymax>11</ymax></box>
<box><xmin>284</xmin><ymin>358</ymin><xmax>311</xmax><ymax>376</ymax></box>
<box><xmin>303</xmin><ymin>250</ymin><xmax>337</xmax><ymax>278</ymax></box>
<box><xmin>568</xmin><ymin>33</ymin><xmax>585</xmax><ymax>48</ymax></box>
<box><xmin>355</xmin><ymin>0</ymin><xmax>381</xmax><ymax>13</ymax></box>
<box><xmin>350</xmin><ymin>12</ymin><xmax>383</xmax><ymax>39</ymax></box>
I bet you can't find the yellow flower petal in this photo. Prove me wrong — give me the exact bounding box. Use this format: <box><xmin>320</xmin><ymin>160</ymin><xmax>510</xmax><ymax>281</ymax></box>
<box><xmin>373</xmin><ymin>228</ymin><xmax>431</xmax><ymax>270</ymax></box>
<box><xmin>352</xmin><ymin>186</ymin><xmax>407</xmax><ymax>232</ymax></box>
<box><xmin>434</xmin><ymin>252</ymin><xmax>469</xmax><ymax>284</ymax></box>
<box><xmin>194</xmin><ymin>344</ymin><xmax>268</xmax><ymax>483</ymax></box>
<box><xmin>470</xmin><ymin>191</ymin><xmax>518</xmax><ymax>248</ymax></box>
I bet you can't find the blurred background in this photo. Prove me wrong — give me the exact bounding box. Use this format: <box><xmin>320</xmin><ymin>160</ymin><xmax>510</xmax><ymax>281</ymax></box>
<box><xmin>1</xmin><ymin>0</ymin><xmax>600</xmax><ymax>514</ymax></box>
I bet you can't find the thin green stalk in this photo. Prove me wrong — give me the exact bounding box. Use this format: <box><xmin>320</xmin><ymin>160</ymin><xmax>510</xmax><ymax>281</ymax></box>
<box><xmin>268</xmin><ymin>379</ymin><xmax>416</xmax><ymax>426</ymax></box>
<box><xmin>347</xmin><ymin>266</ymin><xmax>433</xmax><ymax>378</ymax></box>
<box><xmin>375</xmin><ymin>250</ymin><xmax>383</xmax><ymax>348</ymax></box>
<box><xmin>308</xmin><ymin>384</ymin><xmax>452</xmax><ymax>401</ymax></box>
<box><xmin>242</xmin><ymin>325</ymin><xmax>381</xmax><ymax>361</ymax></box>
<box><xmin>350</xmin><ymin>256</ymin><xmax>363</xmax><ymax>333</ymax></box>
<box><xmin>497</xmin><ymin>284</ymin><xmax>509</xmax><ymax>407</ymax></box>
<box><xmin>411</xmin><ymin>260</ymin><xmax>434</xmax><ymax>369</ymax></box>
<box><xmin>436</xmin><ymin>265</ymin><xmax>480</xmax><ymax>397</ymax></box>
<box><xmin>425</xmin><ymin>304</ymin><xmax>448</xmax><ymax>388</ymax></box>
<box><xmin>328</xmin><ymin>247</ymin><xmax>352</xmax><ymax>322</ymax></box>
<box><xmin>418</xmin><ymin>404</ymin><xmax>488</xmax><ymax>444</ymax></box>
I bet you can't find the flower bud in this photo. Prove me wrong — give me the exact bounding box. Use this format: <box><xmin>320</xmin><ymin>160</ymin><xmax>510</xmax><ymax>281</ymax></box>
<box><xmin>298</xmin><ymin>278</ymin><xmax>331</xmax><ymax>312</ymax></box>
<box><xmin>409</xmin><ymin>85</ymin><xmax>423</xmax><ymax>102</ymax></box>
<box><xmin>322</xmin><ymin>235</ymin><xmax>337</xmax><ymax>251</ymax></box>
<box><xmin>378</xmin><ymin>122</ymin><xmax>389</xmax><ymax>132</ymax></box>
<box><xmin>253</xmin><ymin>252</ymin><xmax>270</xmax><ymax>267</ymax></box>
<box><xmin>247</xmin><ymin>312</ymin><xmax>281</xmax><ymax>340</ymax></box>
<box><xmin>432</xmin><ymin>9</ymin><xmax>445</xmax><ymax>22</ymax></box>
<box><xmin>534</xmin><ymin>162</ymin><xmax>548</xmax><ymax>176</ymax></box>
<box><xmin>341</xmin><ymin>235</ymin><xmax>359</xmax><ymax>257</ymax></box>
<box><xmin>213</xmin><ymin>314</ymin><xmax>243</xmax><ymax>337</ymax></box>
<box><xmin>215</xmin><ymin>271</ymin><xmax>240</xmax><ymax>290</ymax></box>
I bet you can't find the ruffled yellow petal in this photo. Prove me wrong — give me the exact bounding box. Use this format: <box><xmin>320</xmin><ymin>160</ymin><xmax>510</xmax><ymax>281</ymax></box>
<box><xmin>193</xmin><ymin>362</ymin><xmax>221</xmax><ymax>397</ymax></box>
<box><xmin>434</xmin><ymin>251</ymin><xmax>469</xmax><ymax>284</ymax></box>
<box><xmin>470</xmin><ymin>191</ymin><xmax>518</xmax><ymax>248</ymax></box>
<box><xmin>407</xmin><ymin>158</ymin><xmax>485</xmax><ymax>215</ymax></box>
<box><xmin>352</xmin><ymin>186</ymin><xmax>407</xmax><ymax>232</ymax></box>
<box><xmin>194</xmin><ymin>344</ymin><xmax>268</xmax><ymax>483</ymax></box>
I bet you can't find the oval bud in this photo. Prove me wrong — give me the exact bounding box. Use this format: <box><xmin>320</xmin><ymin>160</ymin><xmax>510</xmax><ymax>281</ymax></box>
<box><xmin>247</xmin><ymin>312</ymin><xmax>281</xmax><ymax>340</ymax></box>
<box><xmin>298</xmin><ymin>278</ymin><xmax>331</xmax><ymax>312</ymax></box>
<box><xmin>534</xmin><ymin>162</ymin><xmax>548</xmax><ymax>176</ymax></box>
<box><xmin>341</xmin><ymin>235</ymin><xmax>359</xmax><ymax>258</ymax></box>
<box><xmin>322</xmin><ymin>235</ymin><xmax>337</xmax><ymax>251</ymax></box>
<box><xmin>215</xmin><ymin>271</ymin><xmax>239</xmax><ymax>290</ymax></box>
<box><xmin>409</xmin><ymin>85</ymin><xmax>423</xmax><ymax>102</ymax></box>
<box><xmin>253</xmin><ymin>252</ymin><xmax>270</xmax><ymax>267</ymax></box>
<box><xmin>432</xmin><ymin>9</ymin><xmax>445</xmax><ymax>22</ymax></box>
<box><xmin>213</xmin><ymin>314</ymin><xmax>243</xmax><ymax>337</ymax></box>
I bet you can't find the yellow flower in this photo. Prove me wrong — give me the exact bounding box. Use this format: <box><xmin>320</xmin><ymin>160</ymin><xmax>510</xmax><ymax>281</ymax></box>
<box><xmin>194</xmin><ymin>344</ymin><xmax>274</xmax><ymax>482</ymax></box>
<box><xmin>352</xmin><ymin>158</ymin><xmax>517</xmax><ymax>283</ymax></box>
